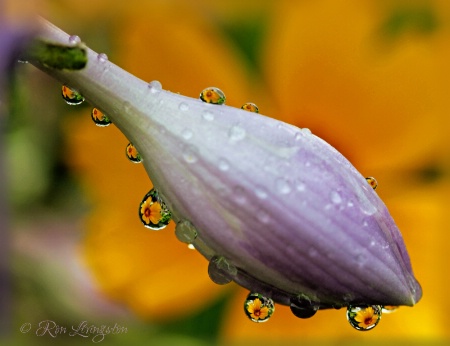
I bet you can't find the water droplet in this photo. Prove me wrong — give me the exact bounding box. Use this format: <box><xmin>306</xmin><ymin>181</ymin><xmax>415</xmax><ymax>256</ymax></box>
<box><xmin>125</xmin><ymin>143</ymin><xmax>142</xmax><ymax>163</ymax></box>
<box><xmin>228</xmin><ymin>125</ymin><xmax>246</xmax><ymax>142</ymax></box>
<box><xmin>187</xmin><ymin>244</ymin><xmax>196</xmax><ymax>250</ymax></box>
<box><xmin>62</xmin><ymin>85</ymin><xmax>84</xmax><ymax>105</ymax></box>
<box><xmin>382</xmin><ymin>305</ymin><xmax>399</xmax><ymax>314</ymax></box>
<box><xmin>202</xmin><ymin>110</ymin><xmax>214</xmax><ymax>121</ymax></box>
<box><xmin>241</xmin><ymin>102</ymin><xmax>259</xmax><ymax>113</ymax></box>
<box><xmin>366</xmin><ymin>176</ymin><xmax>378</xmax><ymax>190</ymax></box>
<box><xmin>295</xmin><ymin>180</ymin><xmax>306</xmax><ymax>192</ymax></box>
<box><xmin>330</xmin><ymin>190</ymin><xmax>342</xmax><ymax>204</ymax></box>
<box><xmin>290</xmin><ymin>295</ymin><xmax>319</xmax><ymax>319</ymax></box>
<box><xmin>91</xmin><ymin>108</ymin><xmax>112</xmax><ymax>127</ymax></box>
<box><xmin>138</xmin><ymin>188</ymin><xmax>172</xmax><ymax>230</ymax></box>
<box><xmin>97</xmin><ymin>53</ymin><xmax>108</xmax><ymax>63</ymax></box>
<box><xmin>218</xmin><ymin>158</ymin><xmax>230</xmax><ymax>171</ymax></box>
<box><xmin>179</xmin><ymin>102</ymin><xmax>189</xmax><ymax>111</ymax></box>
<box><xmin>255</xmin><ymin>186</ymin><xmax>268</xmax><ymax>199</ymax></box>
<box><xmin>182</xmin><ymin>145</ymin><xmax>198</xmax><ymax>163</ymax></box>
<box><xmin>175</xmin><ymin>220</ymin><xmax>198</xmax><ymax>244</ymax></box>
<box><xmin>148</xmin><ymin>80</ymin><xmax>162</xmax><ymax>94</ymax></box>
<box><xmin>208</xmin><ymin>255</ymin><xmax>237</xmax><ymax>285</ymax></box>
<box><xmin>199</xmin><ymin>87</ymin><xmax>226</xmax><ymax>105</ymax></box>
<box><xmin>275</xmin><ymin>178</ymin><xmax>291</xmax><ymax>194</ymax></box>
<box><xmin>181</xmin><ymin>128</ymin><xmax>193</xmax><ymax>140</ymax></box>
<box><xmin>244</xmin><ymin>293</ymin><xmax>275</xmax><ymax>323</ymax></box>
<box><xmin>302</xmin><ymin>128</ymin><xmax>312</xmax><ymax>135</ymax></box>
<box><xmin>294</xmin><ymin>132</ymin><xmax>302</xmax><ymax>141</ymax></box>
<box><xmin>346</xmin><ymin>305</ymin><xmax>382</xmax><ymax>331</ymax></box>
<box><xmin>68</xmin><ymin>35</ymin><xmax>81</xmax><ymax>45</ymax></box>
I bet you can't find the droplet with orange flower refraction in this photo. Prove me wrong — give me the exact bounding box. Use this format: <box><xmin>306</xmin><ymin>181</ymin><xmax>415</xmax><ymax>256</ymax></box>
<box><xmin>199</xmin><ymin>87</ymin><xmax>226</xmax><ymax>105</ymax></box>
<box><xmin>241</xmin><ymin>102</ymin><xmax>259</xmax><ymax>113</ymax></box>
<box><xmin>244</xmin><ymin>293</ymin><xmax>275</xmax><ymax>323</ymax></box>
<box><xmin>346</xmin><ymin>305</ymin><xmax>382</xmax><ymax>331</ymax></box>
<box><xmin>365</xmin><ymin>176</ymin><xmax>378</xmax><ymax>190</ymax></box>
<box><xmin>61</xmin><ymin>85</ymin><xmax>84</xmax><ymax>105</ymax></box>
<box><xmin>91</xmin><ymin>107</ymin><xmax>112</xmax><ymax>127</ymax></box>
<box><xmin>125</xmin><ymin>143</ymin><xmax>142</xmax><ymax>163</ymax></box>
<box><xmin>138</xmin><ymin>188</ymin><xmax>172</xmax><ymax>230</ymax></box>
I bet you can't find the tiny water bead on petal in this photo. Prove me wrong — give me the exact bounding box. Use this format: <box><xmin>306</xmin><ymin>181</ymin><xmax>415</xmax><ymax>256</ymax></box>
<box><xmin>125</xmin><ymin>143</ymin><xmax>142</xmax><ymax>163</ymax></box>
<box><xmin>175</xmin><ymin>220</ymin><xmax>198</xmax><ymax>244</ymax></box>
<box><xmin>97</xmin><ymin>52</ymin><xmax>108</xmax><ymax>63</ymax></box>
<box><xmin>138</xmin><ymin>188</ymin><xmax>172</xmax><ymax>230</ymax></box>
<box><xmin>244</xmin><ymin>293</ymin><xmax>275</xmax><ymax>323</ymax></box>
<box><xmin>148</xmin><ymin>80</ymin><xmax>162</xmax><ymax>94</ymax></box>
<box><xmin>199</xmin><ymin>87</ymin><xmax>226</xmax><ymax>105</ymax></box>
<box><xmin>366</xmin><ymin>176</ymin><xmax>378</xmax><ymax>190</ymax></box>
<box><xmin>207</xmin><ymin>255</ymin><xmax>237</xmax><ymax>285</ymax></box>
<box><xmin>91</xmin><ymin>107</ymin><xmax>112</xmax><ymax>127</ymax></box>
<box><xmin>382</xmin><ymin>305</ymin><xmax>399</xmax><ymax>314</ymax></box>
<box><xmin>241</xmin><ymin>102</ymin><xmax>259</xmax><ymax>113</ymax></box>
<box><xmin>68</xmin><ymin>35</ymin><xmax>81</xmax><ymax>45</ymax></box>
<box><xmin>61</xmin><ymin>85</ymin><xmax>84</xmax><ymax>105</ymax></box>
<box><xmin>346</xmin><ymin>305</ymin><xmax>382</xmax><ymax>331</ymax></box>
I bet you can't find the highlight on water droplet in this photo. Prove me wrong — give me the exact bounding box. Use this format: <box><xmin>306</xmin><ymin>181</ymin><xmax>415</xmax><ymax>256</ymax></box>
<box><xmin>366</xmin><ymin>177</ymin><xmax>378</xmax><ymax>190</ymax></box>
<box><xmin>125</xmin><ymin>143</ymin><xmax>142</xmax><ymax>163</ymax></box>
<box><xmin>290</xmin><ymin>295</ymin><xmax>319</xmax><ymax>319</ymax></box>
<box><xmin>138</xmin><ymin>188</ymin><xmax>172</xmax><ymax>230</ymax></box>
<box><xmin>346</xmin><ymin>305</ymin><xmax>382</xmax><ymax>331</ymax></box>
<box><xmin>244</xmin><ymin>293</ymin><xmax>275</xmax><ymax>323</ymax></box>
<box><xmin>148</xmin><ymin>80</ymin><xmax>162</xmax><ymax>94</ymax></box>
<box><xmin>62</xmin><ymin>85</ymin><xmax>84</xmax><ymax>105</ymax></box>
<box><xmin>208</xmin><ymin>255</ymin><xmax>237</xmax><ymax>285</ymax></box>
<box><xmin>97</xmin><ymin>53</ymin><xmax>108</xmax><ymax>63</ymax></box>
<box><xmin>175</xmin><ymin>220</ymin><xmax>198</xmax><ymax>244</ymax></box>
<box><xmin>91</xmin><ymin>107</ymin><xmax>112</xmax><ymax>127</ymax></box>
<box><xmin>199</xmin><ymin>87</ymin><xmax>226</xmax><ymax>105</ymax></box>
<box><xmin>241</xmin><ymin>102</ymin><xmax>259</xmax><ymax>113</ymax></box>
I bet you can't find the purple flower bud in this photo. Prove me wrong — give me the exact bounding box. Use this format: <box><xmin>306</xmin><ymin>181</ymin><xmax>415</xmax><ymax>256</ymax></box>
<box><xmin>33</xmin><ymin>19</ymin><xmax>422</xmax><ymax>311</ymax></box>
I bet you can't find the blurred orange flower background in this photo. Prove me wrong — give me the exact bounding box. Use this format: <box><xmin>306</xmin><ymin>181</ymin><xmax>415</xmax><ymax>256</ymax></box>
<box><xmin>8</xmin><ymin>0</ymin><xmax>450</xmax><ymax>344</ymax></box>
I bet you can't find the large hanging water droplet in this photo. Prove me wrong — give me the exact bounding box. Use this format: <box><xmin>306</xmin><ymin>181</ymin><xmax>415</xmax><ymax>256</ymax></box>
<box><xmin>91</xmin><ymin>108</ymin><xmax>112</xmax><ymax>127</ymax></box>
<box><xmin>208</xmin><ymin>255</ymin><xmax>237</xmax><ymax>285</ymax></box>
<box><xmin>62</xmin><ymin>85</ymin><xmax>84</xmax><ymax>105</ymax></box>
<box><xmin>290</xmin><ymin>295</ymin><xmax>319</xmax><ymax>319</ymax></box>
<box><xmin>244</xmin><ymin>293</ymin><xmax>275</xmax><ymax>323</ymax></box>
<box><xmin>175</xmin><ymin>220</ymin><xmax>198</xmax><ymax>244</ymax></box>
<box><xmin>241</xmin><ymin>102</ymin><xmax>259</xmax><ymax>113</ymax></box>
<box><xmin>125</xmin><ymin>143</ymin><xmax>142</xmax><ymax>163</ymax></box>
<box><xmin>366</xmin><ymin>176</ymin><xmax>378</xmax><ymax>190</ymax></box>
<box><xmin>138</xmin><ymin>188</ymin><xmax>172</xmax><ymax>230</ymax></box>
<box><xmin>199</xmin><ymin>87</ymin><xmax>226</xmax><ymax>105</ymax></box>
<box><xmin>346</xmin><ymin>305</ymin><xmax>382</xmax><ymax>331</ymax></box>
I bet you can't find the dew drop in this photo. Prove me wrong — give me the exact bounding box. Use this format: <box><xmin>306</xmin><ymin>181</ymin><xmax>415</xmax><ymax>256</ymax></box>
<box><xmin>138</xmin><ymin>188</ymin><xmax>172</xmax><ymax>230</ymax></box>
<box><xmin>346</xmin><ymin>305</ymin><xmax>382</xmax><ymax>331</ymax></box>
<box><xmin>91</xmin><ymin>108</ymin><xmax>112</xmax><ymax>127</ymax></box>
<box><xmin>382</xmin><ymin>306</ymin><xmax>399</xmax><ymax>314</ymax></box>
<box><xmin>175</xmin><ymin>220</ymin><xmax>198</xmax><ymax>244</ymax></box>
<box><xmin>218</xmin><ymin>158</ymin><xmax>230</xmax><ymax>171</ymax></box>
<box><xmin>148</xmin><ymin>80</ymin><xmax>162</xmax><ymax>94</ymax></box>
<box><xmin>290</xmin><ymin>295</ymin><xmax>319</xmax><ymax>319</ymax></box>
<box><xmin>241</xmin><ymin>102</ymin><xmax>259</xmax><ymax>113</ymax></box>
<box><xmin>187</xmin><ymin>244</ymin><xmax>196</xmax><ymax>250</ymax></box>
<box><xmin>295</xmin><ymin>180</ymin><xmax>306</xmax><ymax>192</ymax></box>
<box><xmin>228</xmin><ymin>125</ymin><xmax>246</xmax><ymax>142</ymax></box>
<box><xmin>202</xmin><ymin>110</ymin><xmax>214</xmax><ymax>121</ymax></box>
<box><xmin>68</xmin><ymin>35</ymin><xmax>81</xmax><ymax>45</ymax></box>
<box><xmin>182</xmin><ymin>145</ymin><xmax>198</xmax><ymax>163</ymax></box>
<box><xmin>179</xmin><ymin>102</ymin><xmax>189</xmax><ymax>111</ymax></box>
<box><xmin>244</xmin><ymin>293</ymin><xmax>275</xmax><ymax>323</ymax></box>
<box><xmin>330</xmin><ymin>190</ymin><xmax>342</xmax><ymax>204</ymax></box>
<box><xmin>275</xmin><ymin>178</ymin><xmax>291</xmax><ymax>194</ymax></box>
<box><xmin>199</xmin><ymin>87</ymin><xmax>226</xmax><ymax>105</ymax></box>
<box><xmin>302</xmin><ymin>128</ymin><xmax>312</xmax><ymax>135</ymax></box>
<box><xmin>181</xmin><ymin>128</ymin><xmax>193</xmax><ymax>140</ymax></box>
<box><xmin>125</xmin><ymin>143</ymin><xmax>142</xmax><ymax>163</ymax></box>
<box><xmin>208</xmin><ymin>255</ymin><xmax>237</xmax><ymax>285</ymax></box>
<box><xmin>255</xmin><ymin>186</ymin><xmax>268</xmax><ymax>199</ymax></box>
<box><xmin>62</xmin><ymin>85</ymin><xmax>84</xmax><ymax>105</ymax></box>
<box><xmin>97</xmin><ymin>52</ymin><xmax>108</xmax><ymax>63</ymax></box>
<box><xmin>366</xmin><ymin>176</ymin><xmax>378</xmax><ymax>190</ymax></box>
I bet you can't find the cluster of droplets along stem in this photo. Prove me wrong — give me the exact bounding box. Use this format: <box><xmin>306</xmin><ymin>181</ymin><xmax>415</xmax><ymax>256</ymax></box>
<box><xmin>59</xmin><ymin>82</ymin><xmax>394</xmax><ymax>331</ymax></box>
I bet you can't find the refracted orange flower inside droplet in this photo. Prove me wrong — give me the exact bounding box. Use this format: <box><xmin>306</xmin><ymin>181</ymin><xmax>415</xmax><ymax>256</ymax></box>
<box><xmin>199</xmin><ymin>87</ymin><xmax>226</xmax><ymax>104</ymax></box>
<box><xmin>247</xmin><ymin>298</ymin><xmax>269</xmax><ymax>321</ymax></box>
<box><xmin>127</xmin><ymin>143</ymin><xmax>139</xmax><ymax>159</ymax></box>
<box><xmin>62</xmin><ymin>85</ymin><xmax>75</xmax><ymax>99</ymax></box>
<box><xmin>241</xmin><ymin>102</ymin><xmax>259</xmax><ymax>113</ymax></box>
<box><xmin>140</xmin><ymin>199</ymin><xmax>162</xmax><ymax>225</ymax></box>
<box><xmin>92</xmin><ymin>107</ymin><xmax>105</xmax><ymax>121</ymax></box>
<box><xmin>354</xmin><ymin>306</ymin><xmax>380</xmax><ymax>329</ymax></box>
